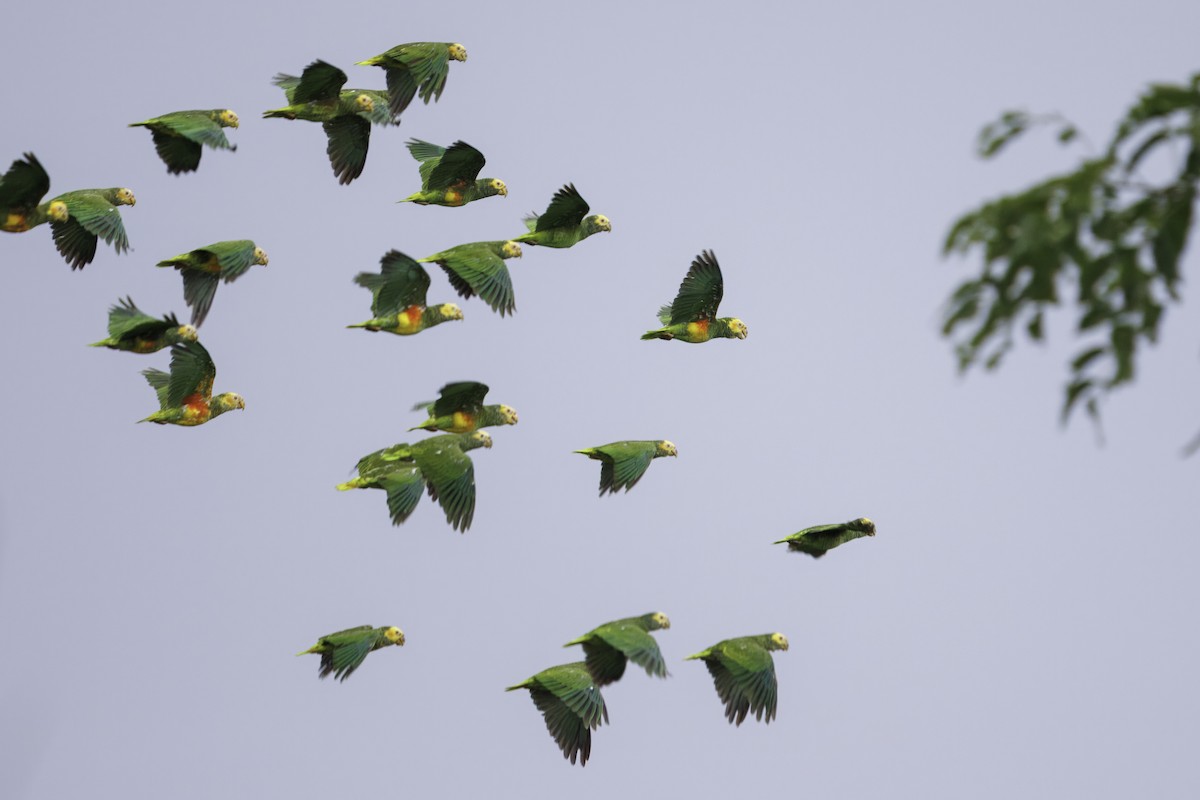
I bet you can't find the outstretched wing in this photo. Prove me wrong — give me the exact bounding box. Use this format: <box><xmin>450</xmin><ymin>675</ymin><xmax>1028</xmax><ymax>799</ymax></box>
<box><xmin>202</xmin><ymin>240</ymin><xmax>258</xmax><ymax>281</ymax></box>
<box><xmin>292</xmin><ymin>59</ymin><xmax>348</xmax><ymax>104</ymax></box>
<box><xmin>412</xmin><ymin>442</ymin><xmax>477</xmax><ymax>532</ymax></box>
<box><xmin>424</xmin><ymin>140</ymin><xmax>485</xmax><ymax>190</ymax></box>
<box><xmin>323</xmin><ymin>115</ymin><xmax>371</xmax><ymax>185</ymax></box>
<box><xmin>141</xmin><ymin>368</ymin><xmax>171</xmax><ymax>408</ymax></box>
<box><xmin>434</xmin><ymin>246</ymin><xmax>515</xmax><ymax>317</ymax></box>
<box><xmin>704</xmin><ymin>641</ymin><xmax>778</xmax><ymax>725</ymax></box>
<box><xmin>666</xmin><ymin>250</ymin><xmax>724</xmax><ymax>324</ymax></box>
<box><xmin>150</xmin><ymin>130</ymin><xmax>203</xmax><ymax>174</ymax></box>
<box><xmin>164</xmin><ymin>340</ymin><xmax>217</xmax><ymax>407</ymax></box>
<box><xmin>379</xmin><ymin>465</ymin><xmax>425</xmax><ymax>526</ymax></box>
<box><xmin>534</xmin><ymin>184</ymin><xmax>589</xmax><ymax>232</ymax></box>
<box><xmin>52</xmin><ymin>194</ymin><xmax>129</xmax><ymax>269</ymax></box>
<box><xmin>0</xmin><ymin>152</ymin><xmax>50</xmax><ymax>210</ymax></box>
<box><xmin>106</xmin><ymin>297</ymin><xmax>169</xmax><ymax>339</ymax></box>
<box><xmin>597</xmin><ymin>624</ymin><xmax>668</xmax><ymax>680</ymax></box>
<box><xmin>354</xmin><ymin>250</ymin><xmax>430</xmax><ymax>316</ymax></box>
<box><xmin>181</xmin><ymin>270</ymin><xmax>220</xmax><ymax>326</ymax></box>
<box><xmin>431</xmin><ymin>381</ymin><xmax>489</xmax><ymax>418</ymax></box>
<box><xmin>381</xmin><ymin>43</ymin><xmax>452</xmax><ymax>115</ymax></box>
<box><xmin>592</xmin><ymin>443</ymin><xmax>655</xmax><ymax>495</ymax></box>
<box><xmin>321</xmin><ymin>635</ymin><xmax>377</xmax><ymax>682</ymax></box>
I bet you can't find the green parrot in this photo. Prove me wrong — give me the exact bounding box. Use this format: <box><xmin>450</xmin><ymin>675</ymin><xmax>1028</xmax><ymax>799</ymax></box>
<box><xmin>418</xmin><ymin>240</ymin><xmax>522</xmax><ymax>317</ymax></box>
<box><xmin>685</xmin><ymin>633</ymin><xmax>789</xmax><ymax>725</ymax></box>
<box><xmin>296</xmin><ymin>625</ymin><xmax>405</xmax><ymax>682</ymax></box>
<box><xmin>513</xmin><ymin>183</ymin><xmax>611</xmax><ymax>248</ymax></box>
<box><xmin>506</xmin><ymin>662</ymin><xmax>608</xmax><ymax>766</ymax></box>
<box><xmin>399</xmin><ymin>139</ymin><xmax>507</xmax><ymax>206</ymax></box>
<box><xmin>138</xmin><ymin>340</ymin><xmax>244</xmax><ymax>426</ymax></box>
<box><xmin>356</xmin><ymin>42</ymin><xmax>467</xmax><ymax>116</ymax></box>
<box><xmin>774</xmin><ymin>517</ymin><xmax>876</xmax><ymax>558</ymax></box>
<box><xmin>263</xmin><ymin>60</ymin><xmax>379</xmax><ymax>184</ymax></box>
<box><xmin>409</xmin><ymin>381</ymin><xmax>517</xmax><ymax>433</ymax></box>
<box><xmin>49</xmin><ymin>188</ymin><xmax>135</xmax><ymax>270</ymax></box>
<box><xmin>347</xmin><ymin>250</ymin><xmax>463</xmax><ymax>336</ymax></box>
<box><xmin>642</xmin><ymin>250</ymin><xmax>747</xmax><ymax>342</ymax></box>
<box><xmin>156</xmin><ymin>239</ymin><xmax>268</xmax><ymax>326</ymax></box>
<box><xmin>0</xmin><ymin>152</ymin><xmax>68</xmax><ymax>232</ymax></box>
<box><xmin>337</xmin><ymin>431</ymin><xmax>493</xmax><ymax>532</ymax></box>
<box><xmin>128</xmin><ymin>109</ymin><xmax>239</xmax><ymax>174</ymax></box>
<box><xmin>574</xmin><ymin>440</ymin><xmax>678</xmax><ymax>495</ymax></box>
<box><xmin>89</xmin><ymin>297</ymin><xmax>198</xmax><ymax>353</ymax></box>
<box><xmin>563</xmin><ymin>612</ymin><xmax>671</xmax><ymax>686</ymax></box>
<box><xmin>272</xmin><ymin>72</ymin><xmax>397</xmax><ymax>127</ymax></box>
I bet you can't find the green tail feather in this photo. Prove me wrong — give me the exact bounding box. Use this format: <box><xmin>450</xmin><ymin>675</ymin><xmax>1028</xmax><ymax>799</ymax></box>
<box><xmin>87</xmin><ymin>339</ymin><xmax>112</xmax><ymax>347</ymax></box>
<box><xmin>336</xmin><ymin>478</ymin><xmax>366</xmax><ymax>491</ymax></box>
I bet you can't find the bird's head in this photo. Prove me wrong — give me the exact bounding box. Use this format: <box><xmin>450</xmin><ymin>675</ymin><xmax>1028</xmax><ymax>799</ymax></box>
<box><xmin>488</xmin><ymin>178</ymin><xmax>508</xmax><ymax>197</ymax></box>
<box><xmin>215</xmin><ymin>392</ymin><xmax>245</xmax><ymax>412</ymax></box>
<box><xmin>177</xmin><ymin>324</ymin><xmax>199</xmax><ymax>342</ymax></box>
<box><xmin>497</xmin><ymin>405</ymin><xmax>518</xmax><ymax>425</ymax></box>
<box><xmin>768</xmin><ymin>632</ymin><xmax>789</xmax><ymax>651</ymax></box>
<box><xmin>857</xmin><ymin>517</ymin><xmax>876</xmax><ymax>536</ymax></box>
<box><xmin>384</xmin><ymin>626</ymin><xmax>406</xmax><ymax>645</ymax></box>
<box><xmin>47</xmin><ymin>200</ymin><xmax>69</xmax><ymax>223</ymax></box>
<box><xmin>115</xmin><ymin>188</ymin><xmax>136</xmax><ymax>206</ymax></box>
<box><xmin>448</xmin><ymin>43</ymin><xmax>468</xmax><ymax>62</ymax></box>
<box><xmin>501</xmin><ymin>241</ymin><xmax>522</xmax><ymax>259</ymax></box>
<box><xmin>727</xmin><ymin>318</ymin><xmax>748</xmax><ymax>339</ymax></box>
<box><xmin>469</xmin><ymin>430</ymin><xmax>493</xmax><ymax>449</ymax></box>
<box><xmin>437</xmin><ymin>303</ymin><xmax>464</xmax><ymax>321</ymax></box>
<box><xmin>354</xmin><ymin>93</ymin><xmax>375</xmax><ymax>113</ymax></box>
<box><xmin>218</xmin><ymin>109</ymin><xmax>240</xmax><ymax>128</ymax></box>
<box><xmin>585</xmin><ymin>214</ymin><xmax>612</xmax><ymax>234</ymax></box>
<box><xmin>656</xmin><ymin>440</ymin><xmax>678</xmax><ymax>457</ymax></box>
<box><xmin>645</xmin><ymin>612</ymin><xmax>670</xmax><ymax>630</ymax></box>
<box><xmin>253</xmin><ymin>247</ymin><xmax>269</xmax><ymax>266</ymax></box>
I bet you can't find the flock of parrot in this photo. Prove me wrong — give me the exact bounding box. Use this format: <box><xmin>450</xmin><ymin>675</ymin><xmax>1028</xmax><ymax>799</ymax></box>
<box><xmin>1</xmin><ymin>40</ymin><xmax>877</xmax><ymax>767</ymax></box>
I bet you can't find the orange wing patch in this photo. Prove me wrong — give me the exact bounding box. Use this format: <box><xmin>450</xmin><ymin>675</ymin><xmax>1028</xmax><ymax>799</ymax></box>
<box><xmin>449</xmin><ymin>410</ymin><xmax>477</xmax><ymax>433</ymax></box>
<box><xmin>181</xmin><ymin>393</ymin><xmax>212</xmax><ymax>425</ymax></box>
<box><xmin>396</xmin><ymin>305</ymin><xmax>424</xmax><ymax>333</ymax></box>
<box><xmin>686</xmin><ymin>319</ymin><xmax>711</xmax><ymax>340</ymax></box>
<box><xmin>2</xmin><ymin>212</ymin><xmax>30</xmax><ymax>232</ymax></box>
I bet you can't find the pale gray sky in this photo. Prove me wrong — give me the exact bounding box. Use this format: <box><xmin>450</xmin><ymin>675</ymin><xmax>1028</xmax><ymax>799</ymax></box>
<box><xmin>2</xmin><ymin>1</ymin><xmax>1199</xmax><ymax>797</ymax></box>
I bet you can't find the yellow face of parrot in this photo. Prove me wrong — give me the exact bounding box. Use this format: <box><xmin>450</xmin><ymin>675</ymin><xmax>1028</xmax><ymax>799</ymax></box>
<box><xmin>448</xmin><ymin>43</ymin><xmax>468</xmax><ymax>62</ymax></box>
<box><xmin>770</xmin><ymin>633</ymin><xmax>789</xmax><ymax>651</ymax></box>
<box><xmin>115</xmin><ymin>188</ymin><xmax>136</xmax><ymax>206</ymax></box>
<box><xmin>501</xmin><ymin>241</ymin><xmax>522</xmax><ymax>259</ymax></box>
<box><xmin>218</xmin><ymin>109</ymin><xmax>240</xmax><ymax>128</ymax></box>
<box><xmin>384</xmin><ymin>627</ymin><xmax>406</xmax><ymax>645</ymax></box>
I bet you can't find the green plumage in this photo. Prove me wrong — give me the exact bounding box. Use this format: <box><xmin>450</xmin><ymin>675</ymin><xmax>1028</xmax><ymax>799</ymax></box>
<box><xmin>356</xmin><ymin>41</ymin><xmax>467</xmax><ymax>116</ymax></box>
<box><xmin>138</xmin><ymin>340</ymin><xmax>244</xmax><ymax>426</ymax></box>
<box><xmin>774</xmin><ymin>517</ymin><xmax>876</xmax><ymax>558</ymax></box>
<box><xmin>574</xmin><ymin>440</ymin><xmax>678</xmax><ymax>495</ymax></box>
<box><xmin>513</xmin><ymin>183</ymin><xmax>611</xmax><ymax>248</ymax></box>
<box><xmin>399</xmin><ymin>139</ymin><xmax>507</xmax><ymax>206</ymax></box>
<box><xmin>419</xmin><ymin>240</ymin><xmax>522</xmax><ymax>317</ymax></box>
<box><xmin>506</xmin><ymin>662</ymin><xmax>608</xmax><ymax>766</ymax></box>
<box><xmin>296</xmin><ymin>625</ymin><xmax>405</xmax><ymax>682</ymax></box>
<box><xmin>89</xmin><ymin>297</ymin><xmax>198</xmax><ymax>353</ymax></box>
<box><xmin>264</xmin><ymin>60</ymin><xmax>378</xmax><ymax>184</ymax></box>
<box><xmin>685</xmin><ymin>633</ymin><xmax>789</xmax><ymax>725</ymax></box>
<box><xmin>409</xmin><ymin>381</ymin><xmax>518</xmax><ymax>433</ymax></box>
<box><xmin>1</xmin><ymin>152</ymin><xmax>66</xmax><ymax>232</ymax></box>
<box><xmin>564</xmin><ymin>612</ymin><xmax>671</xmax><ymax>686</ymax></box>
<box><xmin>348</xmin><ymin>250</ymin><xmax>463</xmax><ymax>335</ymax></box>
<box><xmin>49</xmin><ymin>188</ymin><xmax>135</xmax><ymax>270</ymax></box>
<box><xmin>129</xmin><ymin>109</ymin><xmax>238</xmax><ymax>174</ymax></box>
<box><xmin>337</xmin><ymin>431</ymin><xmax>493</xmax><ymax>532</ymax></box>
<box><xmin>156</xmin><ymin>239</ymin><xmax>268</xmax><ymax>326</ymax></box>
<box><xmin>641</xmin><ymin>250</ymin><xmax>748</xmax><ymax>343</ymax></box>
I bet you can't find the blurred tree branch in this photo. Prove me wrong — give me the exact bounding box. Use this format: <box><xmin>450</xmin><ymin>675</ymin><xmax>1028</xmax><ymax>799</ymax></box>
<box><xmin>942</xmin><ymin>73</ymin><xmax>1199</xmax><ymax>442</ymax></box>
